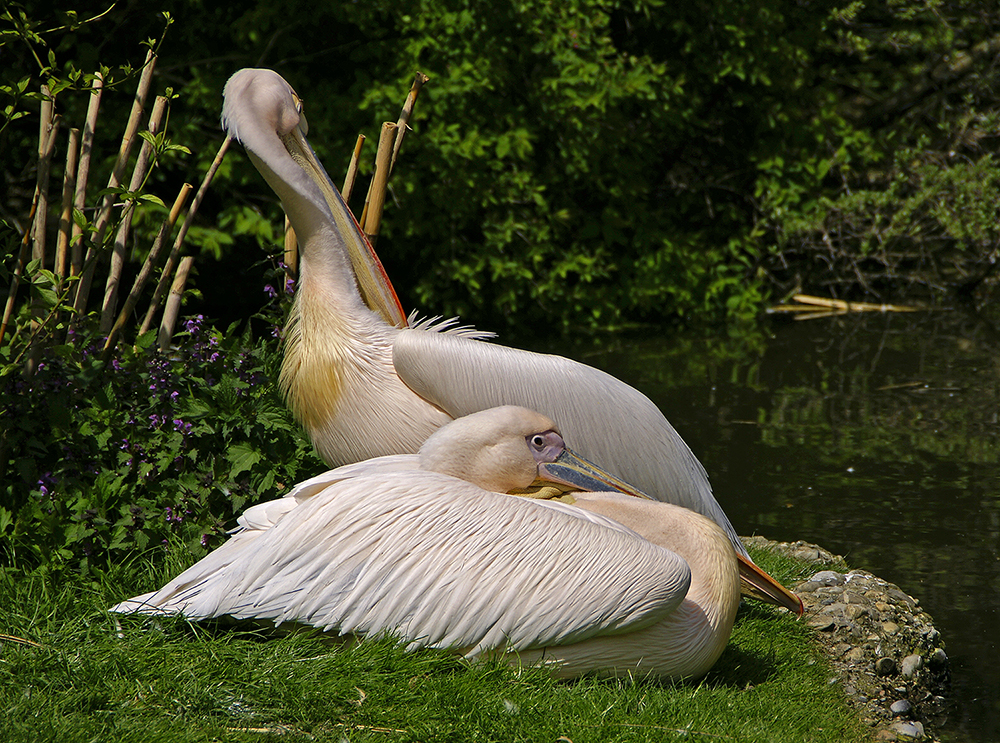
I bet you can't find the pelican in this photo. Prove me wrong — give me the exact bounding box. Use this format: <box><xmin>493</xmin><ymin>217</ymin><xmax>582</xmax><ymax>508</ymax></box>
<box><xmin>220</xmin><ymin>68</ymin><xmax>801</xmax><ymax>613</ymax></box>
<box><xmin>112</xmin><ymin>407</ymin><xmax>789</xmax><ymax>679</ymax></box>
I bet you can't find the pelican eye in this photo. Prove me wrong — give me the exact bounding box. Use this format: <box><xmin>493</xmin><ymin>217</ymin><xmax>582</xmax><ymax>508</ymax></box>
<box><xmin>529</xmin><ymin>434</ymin><xmax>546</xmax><ymax>450</ymax></box>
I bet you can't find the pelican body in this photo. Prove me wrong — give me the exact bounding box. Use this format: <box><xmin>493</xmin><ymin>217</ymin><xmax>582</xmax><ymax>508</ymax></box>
<box><xmin>220</xmin><ymin>69</ymin><xmax>802</xmax><ymax>614</ymax></box>
<box><xmin>113</xmin><ymin>407</ymin><xmax>747</xmax><ymax>680</ymax></box>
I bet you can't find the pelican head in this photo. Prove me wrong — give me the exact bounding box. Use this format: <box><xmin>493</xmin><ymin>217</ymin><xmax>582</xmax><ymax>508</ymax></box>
<box><xmin>418</xmin><ymin>406</ymin><xmax>653</xmax><ymax>497</ymax></box>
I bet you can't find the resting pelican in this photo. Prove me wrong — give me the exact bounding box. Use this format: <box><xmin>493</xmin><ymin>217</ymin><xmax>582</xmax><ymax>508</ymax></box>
<box><xmin>112</xmin><ymin>407</ymin><xmax>788</xmax><ymax>679</ymax></box>
<box><xmin>221</xmin><ymin>69</ymin><xmax>800</xmax><ymax>613</ymax></box>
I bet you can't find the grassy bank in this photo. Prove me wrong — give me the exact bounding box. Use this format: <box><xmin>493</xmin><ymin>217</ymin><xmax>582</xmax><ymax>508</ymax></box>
<box><xmin>0</xmin><ymin>547</ymin><xmax>866</xmax><ymax>743</ymax></box>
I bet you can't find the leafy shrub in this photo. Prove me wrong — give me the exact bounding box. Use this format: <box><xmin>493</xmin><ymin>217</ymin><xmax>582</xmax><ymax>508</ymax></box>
<box><xmin>0</xmin><ymin>314</ymin><xmax>324</xmax><ymax>575</ymax></box>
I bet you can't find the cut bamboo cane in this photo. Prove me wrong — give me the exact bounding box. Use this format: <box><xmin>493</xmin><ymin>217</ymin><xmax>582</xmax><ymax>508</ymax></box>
<box><xmin>26</xmin><ymin>100</ymin><xmax>61</xmax><ymax>377</ymax></box>
<box><xmin>70</xmin><ymin>71</ymin><xmax>104</xmax><ymax>282</ymax></box>
<box><xmin>54</xmin><ymin>127</ymin><xmax>80</xmax><ymax>285</ymax></box>
<box><xmin>0</xmin><ymin>208</ymin><xmax>38</xmax><ymax>348</ymax></box>
<box><xmin>103</xmin><ymin>183</ymin><xmax>192</xmax><ymax>357</ymax></box>
<box><xmin>31</xmin><ymin>86</ymin><xmax>56</xmax><ymax>268</ymax></box>
<box><xmin>358</xmin><ymin>122</ymin><xmax>397</xmax><ymax>246</ymax></box>
<box><xmin>99</xmin><ymin>94</ymin><xmax>168</xmax><ymax>335</ymax></box>
<box><xmin>341</xmin><ymin>133</ymin><xmax>366</xmax><ymax>204</ymax></box>
<box><xmin>389</xmin><ymin>72</ymin><xmax>429</xmax><ymax>176</ymax></box>
<box><xmin>140</xmin><ymin>135</ymin><xmax>231</xmax><ymax>334</ymax></box>
<box><xmin>284</xmin><ymin>216</ymin><xmax>298</xmax><ymax>282</ymax></box>
<box><xmin>73</xmin><ymin>49</ymin><xmax>157</xmax><ymax>319</ymax></box>
<box><xmin>158</xmin><ymin>255</ymin><xmax>194</xmax><ymax>351</ymax></box>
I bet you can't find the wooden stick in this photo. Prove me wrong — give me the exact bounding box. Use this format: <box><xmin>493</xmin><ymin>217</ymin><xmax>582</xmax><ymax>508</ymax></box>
<box><xmin>791</xmin><ymin>294</ymin><xmax>919</xmax><ymax>313</ymax></box>
<box><xmin>70</xmin><ymin>72</ymin><xmax>104</xmax><ymax>281</ymax></box>
<box><xmin>32</xmin><ymin>85</ymin><xmax>55</xmax><ymax>267</ymax></box>
<box><xmin>25</xmin><ymin>99</ymin><xmax>61</xmax><ymax>377</ymax></box>
<box><xmin>54</xmin><ymin>127</ymin><xmax>80</xmax><ymax>286</ymax></box>
<box><xmin>140</xmin><ymin>135</ymin><xmax>231</xmax><ymax>334</ymax></box>
<box><xmin>389</xmin><ymin>72</ymin><xmax>429</xmax><ymax>176</ymax></box>
<box><xmin>158</xmin><ymin>255</ymin><xmax>194</xmax><ymax>351</ymax></box>
<box><xmin>0</xmin><ymin>204</ymin><xmax>39</xmax><ymax>348</ymax></box>
<box><xmin>341</xmin><ymin>133</ymin><xmax>365</xmax><ymax>204</ymax></box>
<box><xmin>103</xmin><ymin>183</ymin><xmax>192</xmax><ymax>357</ymax></box>
<box><xmin>359</xmin><ymin>121</ymin><xmax>397</xmax><ymax>246</ymax></box>
<box><xmin>73</xmin><ymin>49</ymin><xmax>157</xmax><ymax>319</ymax></box>
<box><xmin>99</xmin><ymin>94</ymin><xmax>168</xmax><ymax>335</ymax></box>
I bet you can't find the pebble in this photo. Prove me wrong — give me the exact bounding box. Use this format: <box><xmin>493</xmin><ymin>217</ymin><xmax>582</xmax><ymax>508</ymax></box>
<box><xmin>891</xmin><ymin>720</ymin><xmax>925</xmax><ymax>739</ymax></box>
<box><xmin>890</xmin><ymin>699</ymin><xmax>913</xmax><ymax>717</ymax></box>
<box><xmin>811</xmin><ymin>570</ymin><xmax>845</xmax><ymax>586</ymax></box>
<box><xmin>927</xmin><ymin>648</ymin><xmax>948</xmax><ymax>669</ymax></box>
<box><xmin>882</xmin><ymin>621</ymin><xmax>900</xmax><ymax>636</ymax></box>
<box><xmin>901</xmin><ymin>654</ymin><xmax>923</xmax><ymax>678</ymax></box>
<box><xmin>876</xmin><ymin>657</ymin><xmax>897</xmax><ymax>676</ymax></box>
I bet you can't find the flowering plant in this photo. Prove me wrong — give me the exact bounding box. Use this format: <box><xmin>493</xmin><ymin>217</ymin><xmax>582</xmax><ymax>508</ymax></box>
<box><xmin>0</xmin><ymin>314</ymin><xmax>322</xmax><ymax>575</ymax></box>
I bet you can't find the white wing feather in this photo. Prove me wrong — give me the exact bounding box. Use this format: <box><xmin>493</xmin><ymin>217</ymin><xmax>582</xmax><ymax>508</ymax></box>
<box><xmin>391</xmin><ymin>330</ymin><xmax>746</xmax><ymax>556</ymax></box>
<box><xmin>112</xmin><ymin>473</ymin><xmax>691</xmax><ymax>655</ymax></box>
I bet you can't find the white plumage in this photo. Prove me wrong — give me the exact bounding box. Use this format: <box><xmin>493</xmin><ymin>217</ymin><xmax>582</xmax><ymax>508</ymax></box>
<box><xmin>112</xmin><ymin>407</ymin><xmax>744</xmax><ymax>679</ymax></box>
<box><xmin>220</xmin><ymin>68</ymin><xmax>751</xmax><ymax>564</ymax></box>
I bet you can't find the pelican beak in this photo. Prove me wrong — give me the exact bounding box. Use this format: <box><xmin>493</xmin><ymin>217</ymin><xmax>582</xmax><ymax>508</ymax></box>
<box><xmin>737</xmin><ymin>555</ymin><xmax>804</xmax><ymax>616</ymax></box>
<box><xmin>538</xmin><ymin>448</ymin><xmax>654</xmax><ymax>499</ymax></box>
<box><xmin>279</xmin><ymin>124</ymin><xmax>407</xmax><ymax>329</ymax></box>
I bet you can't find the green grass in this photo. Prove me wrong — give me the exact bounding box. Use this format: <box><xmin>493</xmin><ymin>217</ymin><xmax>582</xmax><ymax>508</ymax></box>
<box><xmin>0</xmin><ymin>548</ymin><xmax>868</xmax><ymax>743</ymax></box>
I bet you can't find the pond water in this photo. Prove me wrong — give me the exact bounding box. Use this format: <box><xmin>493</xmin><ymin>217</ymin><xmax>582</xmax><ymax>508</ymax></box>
<box><xmin>539</xmin><ymin>311</ymin><xmax>999</xmax><ymax>743</ymax></box>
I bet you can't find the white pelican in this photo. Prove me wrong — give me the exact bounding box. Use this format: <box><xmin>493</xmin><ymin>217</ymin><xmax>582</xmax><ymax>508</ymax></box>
<box><xmin>111</xmin><ymin>407</ymin><xmax>792</xmax><ymax>680</ymax></box>
<box><xmin>221</xmin><ymin>68</ymin><xmax>800</xmax><ymax>612</ymax></box>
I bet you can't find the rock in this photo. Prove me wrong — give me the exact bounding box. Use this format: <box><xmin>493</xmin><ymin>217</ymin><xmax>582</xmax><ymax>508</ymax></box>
<box><xmin>844</xmin><ymin>647</ymin><xmax>866</xmax><ymax>664</ymax></box>
<box><xmin>811</xmin><ymin>570</ymin><xmax>845</xmax><ymax>586</ymax></box>
<box><xmin>876</xmin><ymin>657</ymin><xmax>897</xmax><ymax>676</ymax></box>
<box><xmin>808</xmin><ymin>615</ymin><xmax>836</xmax><ymax>631</ymax></box>
<box><xmin>890</xmin><ymin>699</ymin><xmax>913</xmax><ymax>718</ymax></box>
<box><xmin>881</xmin><ymin>621</ymin><xmax>900</xmax><ymax>636</ymax></box>
<box><xmin>891</xmin><ymin>721</ymin><xmax>925</xmax><ymax>739</ymax></box>
<box><xmin>927</xmin><ymin>648</ymin><xmax>948</xmax><ymax>669</ymax></box>
<box><xmin>901</xmin><ymin>654</ymin><xmax>923</xmax><ymax>678</ymax></box>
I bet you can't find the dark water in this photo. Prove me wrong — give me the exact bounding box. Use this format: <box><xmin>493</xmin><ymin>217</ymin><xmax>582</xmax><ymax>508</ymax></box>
<box><xmin>542</xmin><ymin>311</ymin><xmax>1000</xmax><ymax>742</ymax></box>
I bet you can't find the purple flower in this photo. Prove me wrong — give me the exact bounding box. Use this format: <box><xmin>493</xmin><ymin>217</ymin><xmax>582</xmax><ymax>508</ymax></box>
<box><xmin>284</xmin><ymin>277</ymin><xmax>296</xmax><ymax>294</ymax></box>
<box><xmin>264</xmin><ymin>284</ymin><xmax>278</xmax><ymax>298</ymax></box>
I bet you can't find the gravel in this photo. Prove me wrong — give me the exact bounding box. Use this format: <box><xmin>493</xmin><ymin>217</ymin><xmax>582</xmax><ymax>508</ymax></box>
<box><xmin>743</xmin><ymin>537</ymin><xmax>951</xmax><ymax>742</ymax></box>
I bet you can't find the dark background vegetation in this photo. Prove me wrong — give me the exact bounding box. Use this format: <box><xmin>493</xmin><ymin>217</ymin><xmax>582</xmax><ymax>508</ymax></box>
<box><xmin>4</xmin><ymin>0</ymin><xmax>1000</xmax><ymax>333</ymax></box>
<box><xmin>2</xmin><ymin>1</ymin><xmax>1000</xmax><ymax>570</ymax></box>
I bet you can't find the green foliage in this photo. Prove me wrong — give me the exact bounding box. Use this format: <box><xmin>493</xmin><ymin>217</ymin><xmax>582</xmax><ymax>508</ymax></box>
<box><xmin>0</xmin><ymin>315</ymin><xmax>324</xmax><ymax>575</ymax></box>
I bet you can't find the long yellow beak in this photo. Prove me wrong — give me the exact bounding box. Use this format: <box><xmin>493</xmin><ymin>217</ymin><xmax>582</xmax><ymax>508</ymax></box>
<box><xmin>738</xmin><ymin>555</ymin><xmax>804</xmax><ymax>616</ymax></box>
<box><xmin>280</xmin><ymin>124</ymin><xmax>407</xmax><ymax>329</ymax></box>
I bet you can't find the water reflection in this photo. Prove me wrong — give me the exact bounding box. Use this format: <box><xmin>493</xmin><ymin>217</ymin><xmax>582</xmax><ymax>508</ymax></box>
<box><xmin>539</xmin><ymin>312</ymin><xmax>1000</xmax><ymax>743</ymax></box>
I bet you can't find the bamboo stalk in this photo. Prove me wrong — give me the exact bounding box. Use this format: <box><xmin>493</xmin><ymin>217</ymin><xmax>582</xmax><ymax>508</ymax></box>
<box><xmin>341</xmin><ymin>134</ymin><xmax>366</xmax><ymax>204</ymax></box>
<box><xmin>73</xmin><ymin>49</ymin><xmax>157</xmax><ymax>319</ymax></box>
<box><xmin>140</xmin><ymin>135</ymin><xmax>231</xmax><ymax>334</ymax></box>
<box><xmin>99</xmin><ymin>94</ymin><xmax>168</xmax><ymax>335</ymax></box>
<box><xmin>389</xmin><ymin>72</ymin><xmax>429</xmax><ymax>176</ymax></box>
<box><xmin>358</xmin><ymin>122</ymin><xmax>397</xmax><ymax>246</ymax></box>
<box><xmin>70</xmin><ymin>71</ymin><xmax>104</xmax><ymax>281</ymax></box>
<box><xmin>0</xmin><ymin>205</ymin><xmax>39</xmax><ymax>348</ymax></box>
<box><xmin>26</xmin><ymin>98</ymin><xmax>61</xmax><ymax>377</ymax></box>
<box><xmin>792</xmin><ymin>294</ymin><xmax>919</xmax><ymax>312</ymax></box>
<box><xmin>54</xmin><ymin>127</ymin><xmax>80</xmax><ymax>285</ymax></box>
<box><xmin>158</xmin><ymin>255</ymin><xmax>194</xmax><ymax>351</ymax></box>
<box><xmin>284</xmin><ymin>216</ymin><xmax>298</xmax><ymax>282</ymax></box>
<box><xmin>102</xmin><ymin>183</ymin><xmax>192</xmax><ymax>357</ymax></box>
<box><xmin>32</xmin><ymin>85</ymin><xmax>55</xmax><ymax>267</ymax></box>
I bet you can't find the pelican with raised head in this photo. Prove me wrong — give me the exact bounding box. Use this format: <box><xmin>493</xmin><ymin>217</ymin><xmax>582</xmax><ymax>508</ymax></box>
<box><xmin>220</xmin><ymin>68</ymin><xmax>801</xmax><ymax>615</ymax></box>
<box><xmin>112</xmin><ymin>406</ymin><xmax>789</xmax><ymax>679</ymax></box>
